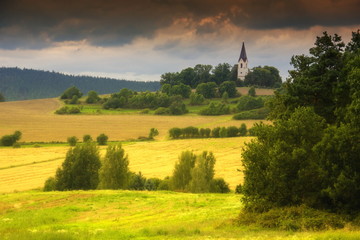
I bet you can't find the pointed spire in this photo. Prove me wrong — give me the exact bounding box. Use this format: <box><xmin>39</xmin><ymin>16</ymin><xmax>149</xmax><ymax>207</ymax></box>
<box><xmin>238</xmin><ymin>42</ymin><xmax>247</xmax><ymax>62</ymax></box>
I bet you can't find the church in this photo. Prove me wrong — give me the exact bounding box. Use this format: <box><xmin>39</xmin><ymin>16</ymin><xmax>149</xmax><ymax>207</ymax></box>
<box><xmin>237</xmin><ymin>42</ymin><xmax>249</xmax><ymax>80</ymax></box>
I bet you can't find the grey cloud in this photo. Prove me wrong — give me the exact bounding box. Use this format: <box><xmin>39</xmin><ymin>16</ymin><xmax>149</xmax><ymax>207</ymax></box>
<box><xmin>0</xmin><ymin>0</ymin><xmax>359</xmax><ymax>49</ymax></box>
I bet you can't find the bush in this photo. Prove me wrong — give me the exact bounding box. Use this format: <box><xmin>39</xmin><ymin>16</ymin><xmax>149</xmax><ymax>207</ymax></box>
<box><xmin>145</xmin><ymin>178</ymin><xmax>162</xmax><ymax>191</ymax></box>
<box><xmin>233</xmin><ymin>107</ymin><xmax>270</xmax><ymax>120</ymax></box>
<box><xmin>128</xmin><ymin>172</ymin><xmax>147</xmax><ymax>190</ymax></box>
<box><xmin>158</xmin><ymin>177</ymin><xmax>171</xmax><ymax>190</ymax></box>
<box><xmin>199</xmin><ymin>102</ymin><xmax>230</xmax><ymax>115</ymax></box>
<box><xmin>196</xmin><ymin>82</ymin><xmax>218</xmax><ymax>98</ymax></box>
<box><xmin>83</xmin><ymin>134</ymin><xmax>92</xmax><ymax>142</ymax></box>
<box><xmin>67</xmin><ymin>136</ymin><xmax>78</xmax><ymax>146</ymax></box>
<box><xmin>43</xmin><ymin>177</ymin><xmax>56</xmax><ymax>191</ymax></box>
<box><xmin>219</xmin><ymin>81</ymin><xmax>237</xmax><ymax>98</ymax></box>
<box><xmin>12</xmin><ymin>142</ymin><xmax>21</xmax><ymax>148</ymax></box>
<box><xmin>60</xmin><ymin>86</ymin><xmax>82</xmax><ymax>99</ymax></box>
<box><xmin>238</xmin><ymin>123</ymin><xmax>247</xmax><ymax>136</ymax></box>
<box><xmin>86</xmin><ymin>90</ymin><xmax>100</xmax><ymax>104</ymax></box>
<box><xmin>227</xmin><ymin>126</ymin><xmax>239</xmax><ymax>137</ymax></box>
<box><xmin>189</xmin><ymin>92</ymin><xmax>205</xmax><ymax>105</ymax></box>
<box><xmin>219</xmin><ymin>127</ymin><xmax>228</xmax><ymax>138</ymax></box>
<box><xmin>69</xmin><ymin>95</ymin><xmax>79</xmax><ymax>104</ymax></box>
<box><xmin>211</xmin><ymin>127</ymin><xmax>221</xmax><ymax>138</ymax></box>
<box><xmin>97</xmin><ymin>133</ymin><xmax>108</xmax><ymax>145</ymax></box>
<box><xmin>154</xmin><ymin>107</ymin><xmax>170</xmax><ymax>115</ymax></box>
<box><xmin>248</xmin><ymin>87</ymin><xmax>256</xmax><ymax>97</ymax></box>
<box><xmin>55</xmin><ymin>106</ymin><xmax>81</xmax><ymax>114</ymax></box>
<box><xmin>169</xmin><ymin>127</ymin><xmax>182</xmax><ymax>139</ymax></box>
<box><xmin>148</xmin><ymin>128</ymin><xmax>159</xmax><ymax>139</ymax></box>
<box><xmin>0</xmin><ymin>130</ymin><xmax>22</xmax><ymax>146</ymax></box>
<box><xmin>210</xmin><ymin>178</ymin><xmax>230</xmax><ymax>193</ymax></box>
<box><xmin>237</xmin><ymin>96</ymin><xmax>264</xmax><ymax>111</ymax></box>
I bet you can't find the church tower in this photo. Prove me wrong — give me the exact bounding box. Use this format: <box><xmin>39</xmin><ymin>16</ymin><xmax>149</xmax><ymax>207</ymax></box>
<box><xmin>237</xmin><ymin>42</ymin><xmax>249</xmax><ymax>80</ymax></box>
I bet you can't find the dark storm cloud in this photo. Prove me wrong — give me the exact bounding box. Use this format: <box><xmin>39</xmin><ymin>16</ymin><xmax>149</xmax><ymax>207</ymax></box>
<box><xmin>0</xmin><ymin>0</ymin><xmax>359</xmax><ymax>49</ymax></box>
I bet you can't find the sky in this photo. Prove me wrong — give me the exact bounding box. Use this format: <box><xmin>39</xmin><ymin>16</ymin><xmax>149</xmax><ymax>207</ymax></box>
<box><xmin>0</xmin><ymin>0</ymin><xmax>359</xmax><ymax>82</ymax></box>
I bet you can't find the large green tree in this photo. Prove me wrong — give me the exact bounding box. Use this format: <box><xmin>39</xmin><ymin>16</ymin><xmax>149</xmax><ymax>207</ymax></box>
<box><xmin>244</xmin><ymin>66</ymin><xmax>282</xmax><ymax>88</ymax></box>
<box><xmin>172</xmin><ymin>151</ymin><xmax>196</xmax><ymax>191</ymax></box>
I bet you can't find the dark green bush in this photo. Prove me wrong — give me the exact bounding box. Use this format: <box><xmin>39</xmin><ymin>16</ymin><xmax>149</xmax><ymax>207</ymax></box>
<box><xmin>237</xmin><ymin>96</ymin><xmax>264</xmax><ymax>111</ymax></box>
<box><xmin>83</xmin><ymin>134</ymin><xmax>92</xmax><ymax>142</ymax></box>
<box><xmin>169</xmin><ymin>127</ymin><xmax>182</xmax><ymax>139</ymax></box>
<box><xmin>0</xmin><ymin>131</ymin><xmax>22</xmax><ymax>146</ymax></box>
<box><xmin>210</xmin><ymin>178</ymin><xmax>230</xmax><ymax>193</ymax></box>
<box><xmin>97</xmin><ymin>133</ymin><xmax>108</xmax><ymax>145</ymax></box>
<box><xmin>199</xmin><ymin>102</ymin><xmax>230</xmax><ymax>115</ymax></box>
<box><xmin>154</xmin><ymin>107</ymin><xmax>170</xmax><ymax>115</ymax></box>
<box><xmin>189</xmin><ymin>92</ymin><xmax>206</xmax><ymax>105</ymax></box>
<box><xmin>128</xmin><ymin>172</ymin><xmax>147</xmax><ymax>190</ymax></box>
<box><xmin>43</xmin><ymin>177</ymin><xmax>56</xmax><ymax>191</ymax></box>
<box><xmin>55</xmin><ymin>106</ymin><xmax>81</xmax><ymax>114</ymax></box>
<box><xmin>60</xmin><ymin>86</ymin><xmax>82</xmax><ymax>99</ymax></box>
<box><xmin>67</xmin><ymin>136</ymin><xmax>78</xmax><ymax>146</ymax></box>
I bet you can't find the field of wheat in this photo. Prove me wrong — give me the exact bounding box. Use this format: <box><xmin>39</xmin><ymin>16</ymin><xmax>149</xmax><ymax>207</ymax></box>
<box><xmin>0</xmin><ymin>137</ymin><xmax>250</xmax><ymax>193</ymax></box>
<box><xmin>0</xmin><ymin>98</ymin><xmax>266</xmax><ymax>142</ymax></box>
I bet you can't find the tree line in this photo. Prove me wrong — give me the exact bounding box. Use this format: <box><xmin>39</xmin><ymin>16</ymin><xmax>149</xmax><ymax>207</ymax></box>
<box><xmin>169</xmin><ymin>124</ymin><xmax>248</xmax><ymax>139</ymax></box>
<box><xmin>44</xmin><ymin>142</ymin><xmax>230</xmax><ymax>193</ymax></box>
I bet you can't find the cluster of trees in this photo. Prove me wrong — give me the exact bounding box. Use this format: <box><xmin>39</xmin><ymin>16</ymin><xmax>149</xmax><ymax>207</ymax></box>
<box><xmin>44</xmin><ymin>143</ymin><xmax>229</xmax><ymax>193</ymax></box>
<box><xmin>0</xmin><ymin>131</ymin><xmax>22</xmax><ymax>146</ymax></box>
<box><xmin>199</xmin><ymin>102</ymin><xmax>230</xmax><ymax>115</ymax></box>
<box><xmin>55</xmin><ymin>106</ymin><xmax>81</xmax><ymax>114</ymax></box>
<box><xmin>0</xmin><ymin>67</ymin><xmax>160</xmax><ymax>101</ymax></box>
<box><xmin>244</xmin><ymin>66</ymin><xmax>282</xmax><ymax>88</ymax></box>
<box><xmin>66</xmin><ymin>133</ymin><xmax>109</xmax><ymax>146</ymax></box>
<box><xmin>195</xmin><ymin>81</ymin><xmax>238</xmax><ymax>99</ymax></box>
<box><xmin>241</xmin><ymin>30</ymin><xmax>360</xmax><ymax>215</ymax></box>
<box><xmin>169</xmin><ymin>124</ymin><xmax>247</xmax><ymax>139</ymax></box>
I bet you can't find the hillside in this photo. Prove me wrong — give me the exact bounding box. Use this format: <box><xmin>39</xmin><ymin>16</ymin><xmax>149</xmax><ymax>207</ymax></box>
<box><xmin>0</xmin><ymin>67</ymin><xmax>160</xmax><ymax>101</ymax></box>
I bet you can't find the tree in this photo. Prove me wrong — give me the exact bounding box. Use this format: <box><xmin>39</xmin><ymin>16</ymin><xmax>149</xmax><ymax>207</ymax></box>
<box><xmin>60</xmin><ymin>86</ymin><xmax>82</xmax><ymax>99</ymax></box>
<box><xmin>196</xmin><ymin>82</ymin><xmax>217</xmax><ymax>98</ymax></box>
<box><xmin>160</xmin><ymin>72</ymin><xmax>180</xmax><ymax>86</ymax></box>
<box><xmin>172</xmin><ymin>151</ymin><xmax>196</xmax><ymax>191</ymax></box>
<box><xmin>169</xmin><ymin>127</ymin><xmax>182</xmax><ymax>139</ymax></box>
<box><xmin>97</xmin><ymin>133</ymin><xmax>108</xmax><ymax>145</ymax></box>
<box><xmin>83</xmin><ymin>134</ymin><xmax>92</xmax><ymax>142</ymax></box>
<box><xmin>211</xmin><ymin>63</ymin><xmax>232</xmax><ymax>85</ymax></box>
<box><xmin>170</xmin><ymin>83</ymin><xmax>192</xmax><ymax>98</ymax></box>
<box><xmin>55</xmin><ymin>142</ymin><xmax>101</xmax><ymax>190</ymax></box>
<box><xmin>219</xmin><ymin>81</ymin><xmax>237</xmax><ymax>98</ymax></box>
<box><xmin>0</xmin><ymin>130</ymin><xmax>22</xmax><ymax>146</ymax></box>
<box><xmin>67</xmin><ymin>136</ymin><xmax>78</xmax><ymax>146</ymax></box>
<box><xmin>86</xmin><ymin>90</ymin><xmax>101</xmax><ymax>104</ymax></box>
<box><xmin>0</xmin><ymin>93</ymin><xmax>5</xmax><ymax>102</ymax></box>
<box><xmin>238</xmin><ymin>123</ymin><xmax>247</xmax><ymax>136</ymax></box>
<box><xmin>98</xmin><ymin>144</ymin><xmax>130</xmax><ymax>189</ymax></box>
<box><xmin>193</xmin><ymin>64</ymin><xmax>212</xmax><ymax>86</ymax></box>
<box><xmin>179</xmin><ymin>67</ymin><xmax>196</xmax><ymax>87</ymax></box>
<box><xmin>128</xmin><ymin>172</ymin><xmax>147</xmax><ymax>190</ymax></box>
<box><xmin>189</xmin><ymin>92</ymin><xmax>205</xmax><ymax>105</ymax></box>
<box><xmin>248</xmin><ymin>87</ymin><xmax>256</xmax><ymax>97</ymax></box>
<box><xmin>148</xmin><ymin>128</ymin><xmax>159</xmax><ymax>139</ymax></box>
<box><xmin>189</xmin><ymin>152</ymin><xmax>216</xmax><ymax>193</ymax></box>
<box><xmin>244</xmin><ymin>66</ymin><xmax>282</xmax><ymax>88</ymax></box>
<box><xmin>237</xmin><ymin>96</ymin><xmax>264</xmax><ymax>111</ymax></box>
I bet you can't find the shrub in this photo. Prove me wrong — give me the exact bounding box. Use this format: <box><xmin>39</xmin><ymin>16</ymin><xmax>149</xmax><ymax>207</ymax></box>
<box><xmin>237</xmin><ymin>96</ymin><xmax>264</xmax><ymax>111</ymax></box>
<box><xmin>60</xmin><ymin>86</ymin><xmax>82</xmax><ymax>99</ymax></box>
<box><xmin>43</xmin><ymin>177</ymin><xmax>56</xmax><ymax>191</ymax></box>
<box><xmin>69</xmin><ymin>95</ymin><xmax>79</xmax><ymax>104</ymax></box>
<box><xmin>169</xmin><ymin>127</ymin><xmax>182</xmax><ymax>139</ymax></box>
<box><xmin>145</xmin><ymin>178</ymin><xmax>162</xmax><ymax>191</ymax></box>
<box><xmin>128</xmin><ymin>172</ymin><xmax>147</xmax><ymax>190</ymax></box>
<box><xmin>148</xmin><ymin>128</ymin><xmax>159</xmax><ymax>139</ymax></box>
<box><xmin>227</xmin><ymin>126</ymin><xmax>239</xmax><ymax>137</ymax></box>
<box><xmin>67</xmin><ymin>136</ymin><xmax>78</xmax><ymax>146</ymax></box>
<box><xmin>168</xmin><ymin>101</ymin><xmax>188</xmax><ymax>115</ymax></box>
<box><xmin>0</xmin><ymin>130</ymin><xmax>22</xmax><ymax>146</ymax></box>
<box><xmin>210</xmin><ymin>178</ymin><xmax>230</xmax><ymax>193</ymax></box>
<box><xmin>233</xmin><ymin>107</ymin><xmax>270</xmax><ymax>120</ymax></box>
<box><xmin>154</xmin><ymin>107</ymin><xmax>170</xmax><ymax>115</ymax></box>
<box><xmin>158</xmin><ymin>177</ymin><xmax>171</xmax><ymax>190</ymax></box>
<box><xmin>83</xmin><ymin>134</ymin><xmax>92</xmax><ymax>142</ymax></box>
<box><xmin>238</xmin><ymin>123</ymin><xmax>247</xmax><ymax>136</ymax></box>
<box><xmin>219</xmin><ymin>81</ymin><xmax>237</xmax><ymax>98</ymax></box>
<box><xmin>199</xmin><ymin>102</ymin><xmax>230</xmax><ymax>115</ymax></box>
<box><xmin>196</xmin><ymin>82</ymin><xmax>218</xmax><ymax>98</ymax></box>
<box><xmin>68</xmin><ymin>107</ymin><xmax>81</xmax><ymax>114</ymax></box>
<box><xmin>140</xmin><ymin>108</ymin><xmax>150</xmax><ymax>114</ymax></box>
<box><xmin>189</xmin><ymin>92</ymin><xmax>205</xmax><ymax>105</ymax></box>
<box><xmin>55</xmin><ymin>106</ymin><xmax>81</xmax><ymax>114</ymax></box>
<box><xmin>97</xmin><ymin>133</ymin><xmax>108</xmax><ymax>145</ymax></box>
<box><xmin>182</xmin><ymin>126</ymin><xmax>199</xmax><ymax>138</ymax></box>
<box><xmin>86</xmin><ymin>90</ymin><xmax>101</xmax><ymax>104</ymax></box>
<box><xmin>248</xmin><ymin>87</ymin><xmax>256</xmax><ymax>97</ymax></box>
<box><xmin>211</xmin><ymin>127</ymin><xmax>221</xmax><ymax>138</ymax></box>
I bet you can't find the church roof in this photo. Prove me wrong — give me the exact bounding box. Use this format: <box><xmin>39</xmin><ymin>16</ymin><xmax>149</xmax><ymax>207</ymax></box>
<box><xmin>238</xmin><ymin>42</ymin><xmax>247</xmax><ymax>62</ymax></box>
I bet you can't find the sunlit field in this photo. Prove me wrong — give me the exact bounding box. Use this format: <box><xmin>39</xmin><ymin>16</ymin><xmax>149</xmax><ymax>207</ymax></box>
<box><xmin>0</xmin><ymin>137</ymin><xmax>250</xmax><ymax>193</ymax></box>
<box><xmin>0</xmin><ymin>98</ymin><xmax>266</xmax><ymax>142</ymax></box>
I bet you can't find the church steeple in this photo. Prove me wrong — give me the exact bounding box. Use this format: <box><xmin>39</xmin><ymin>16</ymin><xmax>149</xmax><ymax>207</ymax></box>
<box><xmin>238</xmin><ymin>42</ymin><xmax>247</xmax><ymax>62</ymax></box>
<box><xmin>237</xmin><ymin>42</ymin><xmax>249</xmax><ymax>80</ymax></box>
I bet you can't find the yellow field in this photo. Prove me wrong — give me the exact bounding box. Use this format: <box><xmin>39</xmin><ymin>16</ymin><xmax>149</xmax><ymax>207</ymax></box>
<box><xmin>0</xmin><ymin>137</ymin><xmax>251</xmax><ymax>193</ymax></box>
<box><xmin>0</xmin><ymin>98</ymin><xmax>266</xmax><ymax>142</ymax></box>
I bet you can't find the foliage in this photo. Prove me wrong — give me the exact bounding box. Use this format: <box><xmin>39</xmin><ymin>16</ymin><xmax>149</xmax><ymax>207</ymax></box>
<box><xmin>0</xmin><ymin>130</ymin><xmax>22</xmax><ymax>146</ymax></box>
<box><xmin>0</xmin><ymin>92</ymin><xmax>5</xmax><ymax>102</ymax></box>
<box><xmin>86</xmin><ymin>90</ymin><xmax>101</xmax><ymax>104</ymax></box>
<box><xmin>238</xmin><ymin>123</ymin><xmax>247</xmax><ymax>136</ymax></box>
<box><xmin>172</xmin><ymin>151</ymin><xmax>196</xmax><ymax>191</ymax></box>
<box><xmin>219</xmin><ymin>81</ymin><xmax>237</xmax><ymax>98</ymax></box>
<box><xmin>97</xmin><ymin>133</ymin><xmax>108</xmax><ymax>145</ymax></box>
<box><xmin>189</xmin><ymin>92</ymin><xmax>206</xmax><ymax>105</ymax></box>
<box><xmin>244</xmin><ymin>66</ymin><xmax>282</xmax><ymax>88</ymax></box>
<box><xmin>237</xmin><ymin>96</ymin><xmax>264</xmax><ymax>111</ymax></box>
<box><xmin>248</xmin><ymin>87</ymin><xmax>256</xmax><ymax>97</ymax></box>
<box><xmin>54</xmin><ymin>142</ymin><xmax>101</xmax><ymax>190</ymax></box>
<box><xmin>188</xmin><ymin>152</ymin><xmax>216</xmax><ymax>193</ymax></box>
<box><xmin>196</xmin><ymin>82</ymin><xmax>218</xmax><ymax>99</ymax></box>
<box><xmin>161</xmin><ymin>83</ymin><xmax>191</xmax><ymax>98</ymax></box>
<box><xmin>238</xmin><ymin>205</ymin><xmax>346</xmax><ymax>231</ymax></box>
<box><xmin>210</xmin><ymin>178</ymin><xmax>231</xmax><ymax>193</ymax></box>
<box><xmin>148</xmin><ymin>128</ymin><xmax>159</xmax><ymax>139</ymax></box>
<box><xmin>168</xmin><ymin>125</ymin><xmax>246</xmax><ymax>139</ymax></box>
<box><xmin>98</xmin><ymin>144</ymin><xmax>130</xmax><ymax>189</ymax></box>
<box><xmin>211</xmin><ymin>63</ymin><xmax>232</xmax><ymax>85</ymax></box>
<box><xmin>60</xmin><ymin>86</ymin><xmax>82</xmax><ymax>100</ymax></box>
<box><xmin>0</xmin><ymin>67</ymin><xmax>160</xmax><ymax>101</ymax></box>
<box><xmin>233</xmin><ymin>107</ymin><xmax>270</xmax><ymax>120</ymax></box>
<box><xmin>154</xmin><ymin>107</ymin><xmax>170</xmax><ymax>115</ymax></box>
<box><xmin>43</xmin><ymin>177</ymin><xmax>56</xmax><ymax>191</ymax></box>
<box><xmin>226</xmin><ymin>126</ymin><xmax>239</xmax><ymax>137</ymax></box>
<box><xmin>128</xmin><ymin>172</ymin><xmax>147</xmax><ymax>190</ymax></box>
<box><xmin>83</xmin><ymin>134</ymin><xmax>92</xmax><ymax>142</ymax></box>
<box><xmin>199</xmin><ymin>102</ymin><xmax>230</xmax><ymax>115</ymax></box>
<box><xmin>67</xmin><ymin>136</ymin><xmax>78</xmax><ymax>146</ymax></box>
<box><xmin>55</xmin><ymin>106</ymin><xmax>81</xmax><ymax>114</ymax></box>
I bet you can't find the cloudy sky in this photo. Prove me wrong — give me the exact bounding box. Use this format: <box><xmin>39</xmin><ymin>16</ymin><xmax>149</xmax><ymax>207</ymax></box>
<box><xmin>0</xmin><ymin>0</ymin><xmax>359</xmax><ymax>82</ymax></box>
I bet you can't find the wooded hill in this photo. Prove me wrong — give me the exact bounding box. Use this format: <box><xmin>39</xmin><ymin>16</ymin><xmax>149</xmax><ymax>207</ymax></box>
<box><xmin>0</xmin><ymin>67</ymin><xmax>160</xmax><ymax>101</ymax></box>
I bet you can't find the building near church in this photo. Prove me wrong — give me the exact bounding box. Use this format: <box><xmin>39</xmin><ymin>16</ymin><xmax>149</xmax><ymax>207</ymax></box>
<box><xmin>237</xmin><ymin>42</ymin><xmax>249</xmax><ymax>80</ymax></box>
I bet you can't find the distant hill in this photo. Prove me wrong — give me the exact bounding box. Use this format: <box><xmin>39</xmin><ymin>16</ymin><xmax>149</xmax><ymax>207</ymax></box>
<box><xmin>0</xmin><ymin>67</ymin><xmax>160</xmax><ymax>101</ymax></box>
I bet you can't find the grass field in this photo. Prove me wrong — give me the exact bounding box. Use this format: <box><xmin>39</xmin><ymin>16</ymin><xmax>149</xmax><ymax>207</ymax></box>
<box><xmin>0</xmin><ymin>137</ymin><xmax>250</xmax><ymax>193</ymax></box>
<box><xmin>0</xmin><ymin>98</ymin><xmax>267</xmax><ymax>142</ymax></box>
<box><xmin>1</xmin><ymin>190</ymin><xmax>359</xmax><ymax>240</ymax></box>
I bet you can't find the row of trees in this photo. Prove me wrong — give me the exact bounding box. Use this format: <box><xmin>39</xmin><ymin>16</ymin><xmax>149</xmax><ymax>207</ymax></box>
<box><xmin>160</xmin><ymin>63</ymin><xmax>282</xmax><ymax>89</ymax></box>
<box><xmin>169</xmin><ymin>124</ymin><xmax>248</xmax><ymax>139</ymax></box>
<box><xmin>44</xmin><ymin>142</ymin><xmax>229</xmax><ymax>193</ymax></box>
<box><xmin>241</xmin><ymin>30</ymin><xmax>360</xmax><ymax>214</ymax></box>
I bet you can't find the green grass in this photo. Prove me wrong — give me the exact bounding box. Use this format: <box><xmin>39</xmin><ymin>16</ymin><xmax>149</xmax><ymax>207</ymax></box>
<box><xmin>0</xmin><ymin>190</ymin><xmax>359</xmax><ymax>240</ymax></box>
